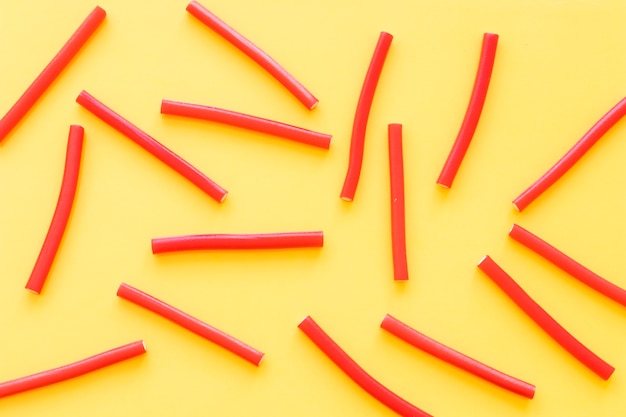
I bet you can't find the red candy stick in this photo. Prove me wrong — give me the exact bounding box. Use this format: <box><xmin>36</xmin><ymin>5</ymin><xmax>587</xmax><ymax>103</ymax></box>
<box><xmin>161</xmin><ymin>100</ymin><xmax>331</xmax><ymax>149</ymax></box>
<box><xmin>437</xmin><ymin>33</ymin><xmax>498</xmax><ymax>188</ymax></box>
<box><xmin>381</xmin><ymin>314</ymin><xmax>536</xmax><ymax>398</ymax></box>
<box><xmin>0</xmin><ymin>340</ymin><xmax>146</xmax><ymax>399</ymax></box>
<box><xmin>186</xmin><ymin>1</ymin><xmax>318</xmax><ymax>110</ymax></box>
<box><xmin>117</xmin><ymin>283</ymin><xmax>264</xmax><ymax>366</ymax></box>
<box><xmin>152</xmin><ymin>231</ymin><xmax>323</xmax><ymax>254</ymax></box>
<box><xmin>477</xmin><ymin>255</ymin><xmax>614</xmax><ymax>380</ymax></box>
<box><xmin>298</xmin><ymin>316</ymin><xmax>432</xmax><ymax>417</ymax></box>
<box><xmin>388</xmin><ymin>124</ymin><xmax>408</xmax><ymax>281</ymax></box>
<box><xmin>513</xmin><ymin>96</ymin><xmax>626</xmax><ymax>212</ymax></box>
<box><xmin>509</xmin><ymin>224</ymin><xmax>626</xmax><ymax>307</ymax></box>
<box><xmin>340</xmin><ymin>32</ymin><xmax>393</xmax><ymax>202</ymax></box>
<box><xmin>0</xmin><ymin>6</ymin><xmax>106</xmax><ymax>142</ymax></box>
<box><xmin>26</xmin><ymin>125</ymin><xmax>85</xmax><ymax>294</ymax></box>
<box><xmin>76</xmin><ymin>91</ymin><xmax>227</xmax><ymax>203</ymax></box>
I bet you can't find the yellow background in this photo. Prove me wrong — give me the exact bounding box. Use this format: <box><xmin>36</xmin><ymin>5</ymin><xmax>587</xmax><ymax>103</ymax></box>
<box><xmin>1</xmin><ymin>0</ymin><xmax>626</xmax><ymax>415</ymax></box>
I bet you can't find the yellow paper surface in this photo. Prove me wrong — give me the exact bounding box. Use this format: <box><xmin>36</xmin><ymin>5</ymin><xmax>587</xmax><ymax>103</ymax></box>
<box><xmin>1</xmin><ymin>0</ymin><xmax>626</xmax><ymax>415</ymax></box>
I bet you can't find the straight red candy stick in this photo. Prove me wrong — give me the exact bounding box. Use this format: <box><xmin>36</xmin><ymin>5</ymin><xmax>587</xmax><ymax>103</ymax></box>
<box><xmin>186</xmin><ymin>1</ymin><xmax>318</xmax><ymax>110</ymax></box>
<box><xmin>381</xmin><ymin>314</ymin><xmax>536</xmax><ymax>398</ymax></box>
<box><xmin>152</xmin><ymin>231</ymin><xmax>323</xmax><ymax>254</ymax></box>
<box><xmin>161</xmin><ymin>100</ymin><xmax>331</xmax><ymax>149</ymax></box>
<box><xmin>26</xmin><ymin>125</ymin><xmax>85</xmax><ymax>294</ymax></box>
<box><xmin>76</xmin><ymin>91</ymin><xmax>227</xmax><ymax>203</ymax></box>
<box><xmin>509</xmin><ymin>224</ymin><xmax>626</xmax><ymax>307</ymax></box>
<box><xmin>0</xmin><ymin>6</ymin><xmax>106</xmax><ymax>143</ymax></box>
<box><xmin>513</xmin><ymin>96</ymin><xmax>626</xmax><ymax>211</ymax></box>
<box><xmin>388</xmin><ymin>124</ymin><xmax>409</xmax><ymax>281</ymax></box>
<box><xmin>117</xmin><ymin>283</ymin><xmax>264</xmax><ymax>366</ymax></box>
<box><xmin>0</xmin><ymin>341</ymin><xmax>146</xmax><ymax>399</ymax></box>
<box><xmin>478</xmin><ymin>255</ymin><xmax>614</xmax><ymax>380</ymax></box>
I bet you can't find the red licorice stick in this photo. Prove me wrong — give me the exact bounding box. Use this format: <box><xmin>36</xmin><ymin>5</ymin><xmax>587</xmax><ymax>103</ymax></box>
<box><xmin>152</xmin><ymin>231</ymin><xmax>323</xmax><ymax>254</ymax></box>
<box><xmin>25</xmin><ymin>125</ymin><xmax>85</xmax><ymax>294</ymax></box>
<box><xmin>437</xmin><ymin>33</ymin><xmax>498</xmax><ymax>188</ymax></box>
<box><xmin>161</xmin><ymin>100</ymin><xmax>331</xmax><ymax>149</ymax></box>
<box><xmin>0</xmin><ymin>6</ymin><xmax>106</xmax><ymax>143</ymax></box>
<box><xmin>509</xmin><ymin>224</ymin><xmax>626</xmax><ymax>307</ymax></box>
<box><xmin>76</xmin><ymin>91</ymin><xmax>227</xmax><ymax>203</ymax></box>
<box><xmin>380</xmin><ymin>314</ymin><xmax>536</xmax><ymax>398</ymax></box>
<box><xmin>513</xmin><ymin>96</ymin><xmax>626</xmax><ymax>212</ymax></box>
<box><xmin>388</xmin><ymin>124</ymin><xmax>408</xmax><ymax>281</ymax></box>
<box><xmin>340</xmin><ymin>32</ymin><xmax>393</xmax><ymax>202</ymax></box>
<box><xmin>0</xmin><ymin>340</ymin><xmax>146</xmax><ymax>399</ymax></box>
<box><xmin>117</xmin><ymin>283</ymin><xmax>264</xmax><ymax>366</ymax></box>
<box><xmin>186</xmin><ymin>1</ymin><xmax>318</xmax><ymax>110</ymax></box>
<box><xmin>298</xmin><ymin>316</ymin><xmax>431</xmax><ymax>417</ymax></box>
<box><xmin>477</xmin><ymin>255</ymin><xmax>614</xmax><ymax>380</ymax></box>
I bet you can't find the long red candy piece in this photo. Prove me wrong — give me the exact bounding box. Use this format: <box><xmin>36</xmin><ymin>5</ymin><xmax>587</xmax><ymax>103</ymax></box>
<box><xmin>26</xmin><ymin>125</ymin><xmax>85</xmax><ymax>294</ymax></box>
<box><xmin>437</xmin><ymin>33</ymin><xmax>498</xmax><ymax>188</ymax></box>
<box><xmin>340</xmin><ymin>32</ymin><xmax>393</xmax><ymax>202</ymax></box>
<box><xmin>509</xmin><ymin>224</ymin><xmax>626</xmax><ymax>307</ymax></box>
<box><xmin>186</xmin><ymin>1</ymin><xmax>318</xmax><ymax>110</ymax></box>
<box><xmin>76</xmin><ymin>91</ymin><xmax>227</xmax><ymax>203</ymax></box>
<box><xmin>381</xmin><ymin>314</ymin><xmax>536</xmax><ymax>398</ymax></box>
<box><xmin>0</xmin><ymin>341</ymin><xmax>146</xmax><ymax>398</ymax></box>
<box><xmin>478</xmin><ymin>255</ymin><xmax>614</xmax><ymax>380</ymax></box>
<box><xmin>161</xmin><ymin>100</ymin><xmax>331</xmax><ymax>149</ymax></box>
<box><xmin>0</xmin><ymin>6</ymin><xmax>106</xmax><ymax>142</ymax></box>
<box><xmin>388</xmin><ymin>124</ymin><xmax>408</xmax><ymax>280</ymax></box>
<box><xmin>117</xmin><ymin>283</ymin><xmax>264</xmax><ymax>366</ymax></box>
<box><xmin>298</xmin><ymin>316</ymin><xmax>432</xmax><ymax>417</ymax></box>
<box><xmin>152</xmin><ymin>231</ymin><xmax>323</xmax><ymax>254</ymax></box>
<box><xmin>513</xmin><ymin>96</ymin><xmax>626</xmax><ymax>211</ymax></box>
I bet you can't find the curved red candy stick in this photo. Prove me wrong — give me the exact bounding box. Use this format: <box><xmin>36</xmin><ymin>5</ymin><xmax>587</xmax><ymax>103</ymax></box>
<box><xmin>76</xmin><ymin>91</ymin><xmax>227</xmax><ymax>203</ymax></box>
<box><xmin>513</xmin><ymin>96</ymin><xmax>626</xmax><ymax>211</ymax></box>
<box><xmin>381</xmin><ymin>314</ymin><xmax>536</xmax><ymax>398</ymax></box>
<box><xmin>477</xmin><ymin>255</ymin><xmax>614</xmax><ymax>380</ymax></box>
<box><xmin>161</xmin><ymin>100</ymin><xmax>331</xmax><ymax>149</ymax></box>
<box><xmin>186</xmin><ymin>1</ymin><xmax>318</xmax><ymax>110</ymax></box>
<box><xmin>509</xmin><ymin>224</ymin><xmax>626</xmax><ymax>307</ymax></box>
<box><xmin>437</xmin><ymin>33</ymin><xmax>498</xmax><ymax>188</ymax></box>
<box><xmin>0</xmin><ymin>6</ymin><xmax>106</xmax><ymax>142</ymax></box>
<box><xmin>298</xmin><ymin>316</ymin><xmax>432</xmax><ymax>417</ymax></box>
<box><xmin>117</xmin><ymin>283</ymin><xmax>264</xmax><ymax>366</ymax></box>
<box><xmin>0</xmin><ymin>340</ymin><xmax>146</xmax><ymax>399</ymax></box>
<box><xmin>26</xmin><ymin>125</ymin><xmax>84</xmax><ymax>294</ymax></box>
<box><xmin>340</xmin><ymin>32</ymin><xmax>393</xmax><ymax>202</ymax></box>
<box><xmin>152</xmin><ymin>231</ymin><xmax>323</xmax><ymax>254</ymax></box>
<box><xmin>388</xmin><ymin>124</ymin><xmax>408</xmax><ymax>281</ymax></box>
